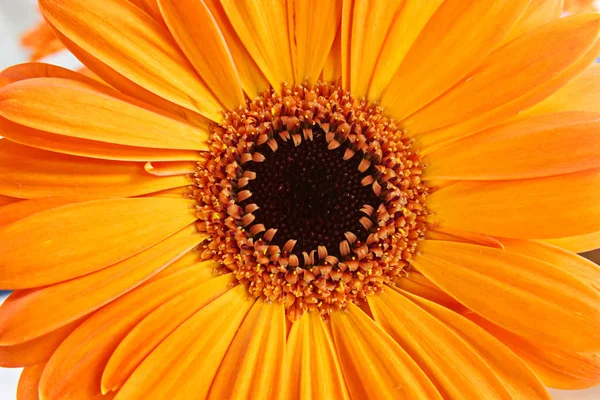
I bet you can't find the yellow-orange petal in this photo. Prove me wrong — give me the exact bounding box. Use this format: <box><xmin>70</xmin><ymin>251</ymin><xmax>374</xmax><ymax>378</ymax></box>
<box><xmin>1</xmin><ymin>62</ymin><xmax>102</xmax><ymax>87</ymax></box>
<box><xmin>0</xmin><ymin>197</ymin><xmax>85</xmax><ymax>228</ymax></box>
<box><xmin>281</xmin><ymin>311</ymin><xmax>350</xmax><ymax>400</ymax></box>
<box><xmin>413</xmin><ymin>240</ymin><xmax>600</xmax><ymax>352</ymax></box>
<box><xmin>0</xmin><ymin>225</ymin><xmax>203</xmax><ymax>345</ymax></box>
<box><xmin>407</xmin><ymin>293</ymin><xmax>550</xmax><ymax>399</ymax></box>
<box><xmin>0</xmin><ymin>141</ymin><xmax>191</xmax><ymax>199</ymax></box>
<box><xmin>0</xmin><ymin>195</ymin><xmax>18</xmax><ymax>207</ymax></box>
<box><xmin>368</xmin><ymin>0</ymin><xmax>444</xmax><ymax>100</ymax></box>
<box><xmin>428</xmin><ymin>169</ymin><xmax>600</xmax><ymax>239</ymax></box>
<box><xmin>424</xmin><ymin>112</ymin><xmax>600</xmax><ymax>180</ymax></box>
<box><xmin>17</xmin><ymin>364</ymin><xmax>45</xmax><ymax>400</ymax></box>
<box><xmin>321</xmin><ymin>29</ymin><xmax>342</xmax><ymax>83</ymax></box>
<box><xmin>0</xmin><ymin>118</ymin><xmax>201</xmax><ymax>162</ymax></box>
<box><xmin>288</xmin><ymin>0</ymin><xmax>341</xmax><ymax>84</ymax></box>
<box><xmin>0</xmin><ymin>320</ymin><xmax>82</xmax><ymax>368</ymax></box>
<box><xmin>469</xmin><ymin>313</ymin><xmax>600</xmax><ymax>390</ymax></box>
<box><xmin>498</xmin><ymin>238</ymin><xmax>600</xmax><ymax>292</ymax></box>
<box><xmin>426</xmin><ymin>226</ymin><xmax>504</xmax><ymax>249</ymax></box>
<box><xmin>21</xmin><ymin>18</ymin><xmax>65</xmax><ymax>61</ymax></box>
<box><xmin>219</xmin><ymin>0</ymin><xmax>293</xmax><ymax>89</ymax></box>
<box><xmin>39</xmin><ymin>0</ymin><xmax>223</xmax><ymax>120</ymax></box>
<box><xmin>369</xmin><ymin>288</ymin><xmax>526</xmax><ymax>399</ymax></box>
<box><xmin>156</xmin><ymin>0</ymin><xmax>245</xmax><ymax>109</ymax></box>
<box><xmin>0</xmin><ymin>78</ymin><xmax>210</xmax><ymax>151</ymax></box>
<box><xmin>381</xmin><ymin>0</ymin><xmax>530</xmax><ymax>121</ymax></box>
<box><xmin>393</xmin><ymin>270</ymin><xmax>464</xmax><ymax>310</ymax></box>
<box><xmin>413</xmin><ymin>13</ymin><xmax>600</xmax><ymax>152</ymax></box>
<box><xmin>101</xmin><ymin>273</ymin><xmax>234</xmax><ymax>392</ymax></box>
<box><xmin>202</xmin><ymin>0</ymin><xmax>269</xmax><ymax>97</ymax></box>
<box><xmin>0</xmin><ymin>197</ymin><xmax>196</xmax><ymax>289</ymax></box>
<box><xmin>503</xmin><ymin>0</ymin><xmax>562</xmax><ymax>43</ymax></box>
<box><xmin>542</xmin><ymin>231</ymin><xmax>600</xmax><ymax>253</ymax></box>
<box><xmin>209</xmin><ymin>300</ymin><xmax>286</xmax><ymax>400</ymax></box>
<box><xmin>331</xmin><ymin>303</ymin><xmax>442</xmax><ymax>400</ymax></box>
<box><xmin>114</xmin><ymin>285</ymin><xmax>254</xmax><ymax>400</ymax></box>
<box><xmin>39</xmin><ymin>263</ymin><xmax>215</xmax><ymax>400</ymax></box>
<box><xmin>144</xmin><ymin>161</ymin><xmax>197</xmax><ymax>177</ymax></box>
<box><xmin>524</xmin><ymin>63</ymin><xmax>600</xmax><ymax>116</ymax></box>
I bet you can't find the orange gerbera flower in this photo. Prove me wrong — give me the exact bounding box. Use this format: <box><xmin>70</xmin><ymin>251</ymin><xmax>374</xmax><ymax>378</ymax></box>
<box><xmin>1</xmin><ymin>0</ymin><xmax>600</xmax><ymax>399</ymax></box>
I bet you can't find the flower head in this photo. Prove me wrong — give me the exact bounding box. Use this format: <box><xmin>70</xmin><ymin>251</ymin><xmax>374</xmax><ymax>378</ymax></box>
<box><xmin>1</xmin><ymin>0</ymin><xmax>600</xmax><ymax>399</ymax></box>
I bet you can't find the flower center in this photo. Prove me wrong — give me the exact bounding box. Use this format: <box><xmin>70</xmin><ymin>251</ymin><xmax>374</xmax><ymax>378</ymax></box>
<box><xmin>195</xmin><ymin>82</ymin><xmax>428</xmax><ymax>320</ymax></box>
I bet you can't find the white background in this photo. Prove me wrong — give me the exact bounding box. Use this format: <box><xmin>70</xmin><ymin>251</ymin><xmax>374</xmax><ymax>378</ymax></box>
<box><xmin>0</xmin><ymin>0</ymin><xmax>599</xmax><ymax>398</ymax></box>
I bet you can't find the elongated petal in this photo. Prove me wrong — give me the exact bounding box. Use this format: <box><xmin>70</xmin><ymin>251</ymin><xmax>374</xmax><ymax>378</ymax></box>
<box><xmin>381</xmin><ymin>0</ymin><xmax>530</xmax><ymax>121</ymax></box>
<box><xmin>393</xmin><ymin>271</ymin><xmax>463</xmax><ymax>309</ymax></box>
<box><xmin>413</xmin><ymin>240</ymin><xmax>600</xmax><ymax>352</ymax></box>
<box><xmin>209</xmin><ymin>300</ymin><xmax>286</xmax><ymax>400</ymax></box>
<box><xmin>503</xmin><ymin>0</ymin><xmax>562</xmax><ymax>43</ymax></box>
<box><xmin>0</xmin><ymin>320</ymin><xmax>82</xmax><ymax>367</ymax></box>
<box><xmin>1</xmin><ymin>118</ymin><xmax>201</xmax><ymax>162</ymax></box>
<box><xmin>424</xmin><ymin>112</ymin><xmax>600</xmax><ymax>180</ymax></box>
<box><xmin>499</xmin><ymin>238</ymin><xmax>600</xmax><ymax>291</ymax></box>
<box><xmin>157</xmin><ymin>0</ymin><xmax>245</xmax><ymax>109</ymax></box>
<box><xmin>413</xmin><ymin>13</ymin><xmax>600</xmax><ymax>151</ymax></box>
<box><xmin>0</xmin><ymin>78</ymin><xmax>209</xmax><ymax>151</ymax></box>
<box><xmin>0</xmin><ymin>197</ymin><xmax>83</xmax><ymax>227</ymax></box>
<box><xmin>542</xmin><ymin>231</ymin><xmax>600</xmax><ymax>253</ymax></box>
<box><xmin>17</xmin><ymin>364</ymin><xmax>45</xmax><ymax>400</ymax></box>
<box><xmin>1</xmin><ymin>62</ymin><xmax>102</xmax><ymax>86</ymax></box>
<box><xmin>426</xmin><ymin>227</ymin><xmax>504</xmax><ymax>249</ymax></box>
<box><xmin>0</xmin><ymin>197</ymin><xmax>196</xmax><ymax>288</ymax></box>
<box><xmin>0</xmin><ymin>225</ymin><xmax>203</xmax><ymax>345</ymax></box>
<box><xmin>322</xmin><ymin>30</ymin><xmax>342</xmax><ymax>82</ymax></box>
<box><xmin>282</xmin><ymin>312</ymin><xmax>349</xmax><ymax>400</ymax></box>
<box><xmin>368</xmin><ymin>0</ymin><xmax>444</xmax><ymax>99</ymax></box>
<box><xmin>101</xmin><ymin>274</ymin><xmax>234</xmax><ymax>392</ymax></box>
<box><xmin>39</xmin><ymin>0</ymin><xmax>223</xmax><ymax>120</ymax></box>
<box><xmin>407</xmin><ymin>293</ymin><xmax>550</xmax><ymax>399</ymax></box>
<box><xmin>369</xmin><ymin>288</ymin><xmax>518</xmax><ymax>399</ymax></box>
<box><xmin>39</xmin><ymin>264</ymin><xmax>216</xmax><ymax>400</ymax></box>
<box><xmin>469</xmin><ymin>312</ymin><xmax>600</xmax><ymax>390</ymax></box>
<box><xmin>288</xmin><ymin>0</ymin><xmax>341</xmax><ymax>83</ymax></box>
<box><xmin>0</xmin><ymin>141</ymin><xmax>191</xmax><ymax>199</ymax></box>
<box><xmin>0</xmin><ymin>195</ymin><xmax>18</xmax><ymax>207</ymax></box>
<box><xmin>347</xmin><ymin>0</ymin><xmax>404</xmax><ymax>97</ymax></box>
<box><xmin>428</xmin><ymin>169</ymin><xmax>600</xmax><ymax>239</ymax></box>
<box><xmin>144</xmin><ymin>161</ymin><xmax>196</xmax><ymax>177</ymax></box>
<box><xmin>331</xmin><ymin>303</ymin><xmax>442</xmax><ymax>400</ymax></box>
<box><xmin>114</xmin><ymin>285</ymin><xmax>254</xmax><ymax>400</ymax></box>
<box><xmin>219</xmin><ymin>0</ymin><xmax>293</xmax><ymax>88</ymax></box>
<box><xmin>524</xmin><ymin>63</ymin><xmax>600</xmax><ymax>116</ymax></box>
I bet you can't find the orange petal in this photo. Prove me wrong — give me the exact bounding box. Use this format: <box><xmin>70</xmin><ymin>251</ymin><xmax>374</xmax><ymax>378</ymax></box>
<box><xmin>0</xmin><ymin>320</ymin><xmax>82</xmax><ymax>368</ymax></box>
<box><xmin>427</xmin><ymin>169</ymin><xmax>600</xmax><ymax>239</ymax></box>
<box><xmin>413</xmin><ymin>240</ymin><xmax>600</xmax><ymax>352</ymax></box>
<box><xmin>101</xmin><ymin>273</ymin><xmax>234</xmax><ymax>392</ymax></box>
<box><xmin>281</xmin><ymin>311</ymin><xmax>350</xmax><ymax>400</ymax></box>
<box><xmin>426</xmin><ymin>226</ymin><xmax>504</xmax><ymax>249</ymax></box>
<box><xmin>288</xmin><ymin>0</ymin><xmax>341</xmax><ymax>83</ymax></box>
<box><xmin>393</xmin><ymin>270</ymin><xmax>464</xmax><ymax>310</ymax></box>
<box><xmin>322</xmin><ymin>29</ymin><xmax>342</xmax><ymax>83</ymax></box>
<box><xmin>412</xmin><ymin>13</ymin><xmax>600</xmax><ymax>152</ymax></box>
<box><xmin>0</xmin><ymin>78</ymin><xmax>210</xmax><ymax>151</ymax></box>
<box><xmin>1</xmin><ymin>62</ymin><xmax>103</xmax><ymax>87</ymax></box>
<box><xmin>0</xmin><ymin>141</ymin><xmax>191</xmax><ymax>199</ymax></box>
<box><xmin>498</xmin><ymin>238</ymin><xmax>600</xmax><ymax>292</ymax></box>
<box><xmin>340</xmin><ymin>0</ymin><xmax>353</xmax><ymax>88</ymax></box>
<box><xmin>209</xmin><ymin>300</ymin><xmax>286</xmax><ymax>400</ymax></box>
<box><xmin>0</xmin><ymin>195</ymin><xmax>19</xmax><ymax>207</ymax></box>
<box><xmin>202</xmin><ymin>0</ymin><xmax>269</xmax><ymax>97</ymax></box>
<box><xmin>156</xmin><ymin>0</ymin><xmax>245</xmax><ymax>109</ymax></box>
<box><xmin>331</xmin><ymin>303</ymin><xmax>442</xmax><ymax>400</ymax></box>
<box><xmin>503</xmin><ymin>0</ymin><xmax>562</xmax><ymax>43</ymax></box>
<box><xmin>406</xmin><ymin>293</ymin><xmax>550</xmax><ymax>399</ymax></box>
<box><xmin>369</xmin><ymin>288</ymin><xmax>522</xmax><ymax>399</ymax></box>
<box><xmin>347</xmin><ymin>0</ymin><xmax>405</xmax><ymax>97</ymax></box>
<box><xmin>424</xmin><ymin>112</ymin><xmax>600</xmax><ymax>180</ymax></box>
<box><xmin>129</xmin><ymin>0</ymin><xmax>165</xmax><ymax>24</ymax></box>
<box><xmin>524</xmin><ymin>63</ymin><xmax>600</xmax><ymax>116</ymax></box>
<box><xmin>368</xmin><ymin>0</ymin><xmax>444</xmax><ymax>100</ymax></box>
<box><xmin>39</xmin><ymin>0</ymin><xmax>223</xmax><ymax>120</ymax></box>
<box><xmin>17</xmin><ymin>364</ymin><xmax>45</xmax><ymax>400</ymax></box>
<box><xmin>469</xmin><ymin>312</ymin><xmax>600</xmax><ymax>390</ymax></box>
<box><xmin>381</xmin><ymin>0</ymin><xmax>530</xmax><ymax>121</ymax></box>
<box><xmin>0</xmin><ymin>197</ymin><xmax>196</xmax><ymax>289</ymax></box>
<box><xmin>114</xmin><ymin>285</ymin><xmax>254</xmax><ymax>400</ymax></box>
<box><xmin>0</xmin><ymin>224</ymin><xmax>203</xmax><ymax>345</ymax></box>
<box><xmin>144</xmin><ymin>161</ymin><xmax>197</xmax><ymax>177</ymax></box>
<box><xmin>0</xmin><ymin>117</ymin><xmax>202</xmax><ymax>162</ymax></box>
<box><xmin>0</xmin><ymin>197</ymin><xmax>84</xmax><ymax>228</ymax></box>
<box><xmin>219</xmin><ymin>0</ymin><xmax>293</xmax><ymax>89</ymax></box>
<box><xmin>542</xmin><ymin>231</ymin><xmax>600</xmax><ymax>253</ymax></box>
<box><xmin>39</xmin><ymin>263</ymin><xmax>216</xmax><ymax>400</ymax></box>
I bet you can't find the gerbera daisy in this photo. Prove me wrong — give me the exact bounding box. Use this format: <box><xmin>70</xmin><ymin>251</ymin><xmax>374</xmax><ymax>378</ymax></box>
<box><xmin>1</xmin><ymin>0</ymin><xmax>600</xmax><ymax>399</ymax></box>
